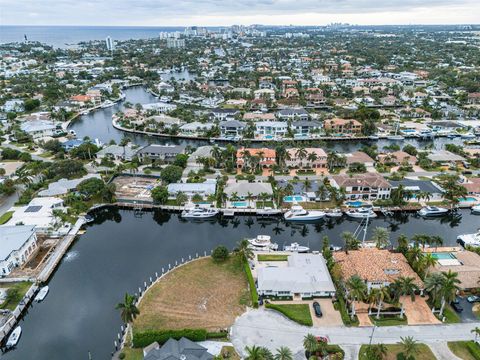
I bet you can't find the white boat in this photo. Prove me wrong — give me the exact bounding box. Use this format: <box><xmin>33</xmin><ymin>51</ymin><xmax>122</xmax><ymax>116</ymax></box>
<box><xmin>256</xmin><ymin>207</ymin><xmax>282</xmax><ymax>216</ymax></box>
<box><xmin>248</xmin><ymin>235</ymin><xmax>278</xmax><ymax>251</ymax></box>
<box><xmin>457</xmin><ymin>230</ymin><xmax>480</xmax><ymax>248</ymax></box>
<box><xmin>345</xmin><ymin>208</ymin><xmax>377</xmax><ymax>219</ymax></box>
<box><xmin>417</xmin><ymin>206</ymin><xmax>449</xmax><ymax>217</ymax></box>
<box><xmin>6</xmin><ymin>326</ymin><xmax>21</xmax><ymax>348</ymax></box>
<box><xmin>419</xmin><ymin>130</ymin><xmax>434</xmax><ymax>139</ymax></box>
<box><xmin>472</xmin><ymin>205</ymin><xmax>480</xmax><ymax>214</ymax></box>
<box><xmin>329</xmin><ymin>245</ymin><xmax>342</xmax><ymax>252</ymax></box>
<box><xmin>368</xmin><ymin>135</ymin><xmax>379</xmax><ymax>140</ymax></box>
<box><xmin>34</xmin><ymin>286</ymin><xmax>49</xmax><ymax>302</ymax></box>
<box><xmin>283</xmin><ymin>242</ymin><xmax>310</xmax><ymax>253</ymax></box>
<box><xmin>386</xmin><ymin>135</ymin><xmax>405</xmax><ymax>140</ymax></box>
<box><xmin>101</xmin><ymin>100</ymin><xmax>115</xmax><ymax>108</ymax></box>
<box><xmin>461</xmin><ymin>133</ymin><xmax>476</xmax><ymax>139</ymax></box>
<box><xmin>325</xmin><ymin>209</ymin><xmax>343</xmax><ymax>218</ymax></box>
<box><xmin>284</xmin><ymin>205</ymin><xmax>325</xmax><ymax>221</ymax></box>
<box><xmin>181</xmin><ymin>206</ymin><xmax>219</xmax><ymax>219</ymax></box>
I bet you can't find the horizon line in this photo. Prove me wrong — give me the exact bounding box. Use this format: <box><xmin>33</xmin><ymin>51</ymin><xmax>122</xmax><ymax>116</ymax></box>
<box><xmin>2</xmin><ymin>23</ymin><xmax>480</xmax><ymax>27</ymax></box>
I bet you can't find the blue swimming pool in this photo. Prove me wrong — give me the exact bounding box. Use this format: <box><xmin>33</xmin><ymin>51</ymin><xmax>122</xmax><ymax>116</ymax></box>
<box><xmin>346</xmin><ymin>201</ymin><xmax>364</xmax><ymax>207</ymax></box>
<box><xmin>284</xmin><ymin>195</ymin><xmax>306</xmax><ymax>202</ymax></box>
<box><xmin>264</xmin><ymin>135</ymin><xmax>274</xmax><ymax>139</ymax></box>
<box><xmin>231</xmin><ymin>201</ymin><xmax>247</xmax><ymax>207</ymax></box>
<box><xmin>458</xmin><ymin>197</ymin><xmax>477</xmax><ymax>202</ymax></box>
<box><xmin>431</xmin><ymin>252</ymin><xmax>456</xmax><ymax>260</ymax></box>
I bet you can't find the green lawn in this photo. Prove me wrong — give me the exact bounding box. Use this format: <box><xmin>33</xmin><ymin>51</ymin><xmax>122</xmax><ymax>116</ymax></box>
<box><xmin>448</xmin><ymin>341</ymin><xmax>480</xmax><ymax>360</ymax></box>
<box><xmin>265</xmin><ymin>303</ymin><xmax>313</xmax><ymax>326</ymax></box>
<box><xmin>256</xmin><ymin>201</ymin><xmax>274</xmax><ymax>208</ymax></box>
<box><xmin>257</xmin><ymin>254</ymin><xmax>289</xmax><ymax>262</ymax></box>
<box><xmin>369</xmin><ymin>314</ymin><xmax>408</xmax><ymax>326</ymax></box>
<box><xmin>0</xmin><ymin>211</ymin><xmax>13</xmax><ymax>225</ymax></box>
<box><xmin>121</xmin><ymin>348</ymin><xmax>144</xmax><ymax>360</ymax></box>
<box><xmin>438</xmin><ymin>306</ymin><xmax>461</xmax><ymax>323</ymax></box>
<box><xmin>0</xmin><ymin>282</ymin><xmax>33</xmax><ymax>310</ymax></box>
<box><xmin>359</xmin><ymin>344</ymin><xmax>436</xmax><ymax>360</ymax></box>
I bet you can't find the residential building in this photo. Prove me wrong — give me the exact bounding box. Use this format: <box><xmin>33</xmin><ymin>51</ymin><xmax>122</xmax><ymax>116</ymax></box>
<box><xmin>427</xmin><ymin>150</ymin><xmax>465</xmax><ymax>163</ymax></box>
<box><xmin>20</xmin><ymin>120</ymin><xmax>57</xmax><ymax>139</ymax></box>
<box><xmin>166</xmin><ymin>38</ymin><xmax>186</xmax><ymax>49</ymax></box>
<box><xmin>38</xmin><ymin>174</ymin><xmax>101</xmax><ymax>197</ymax></box>
<box><xmin>143</xmin><ymin>337</ymin><xmax>213</xmax><ymax>360</ymax></box>
<box><xmin>61</xmin><ymin>139</ymin><xmax>84</xmax><ymax>151</ymax></box>
<box><xmin>167</xmin><ymin>180</ymin><xmax>216</xmax><ymax>198</ymax></box>
<box><xmin>378</xmin><ymin>151</ymin><xmax>417</xmax><ymax>166</ymax></box>
<box><xmin>0</xmin><ymin>225</ymin><xmax>38</xmax><ymax>276</ymax></box>
<box><xmin>330</xmin><ymin>173</ymin><xmax>392</xmax><ymax>200</ymax></box>
<box><xmin>429</xmin><ymin>250</ymin><xmax>480</xmax><ymax>290</ymax></box>
<box><xmin>97</xmin><ymin>145</ymin><xmax>136</xmax><ymax>161</ymax></box>
<box><xmin>2</xmin><ymin>99</ymin><xmax>24</xmax><ymax>112</ymax></box>
<box><xmin>277</xmin><ymin>108</ymin><xmax>309</xmax><ymax>121</ymax></box>
<box><xmin>286</xmin><ymin>148</ymin><xmax>327</xmax><ymax>169</ymax></box>
<box><xmin>210</xmin><ymin>108</ymin><xmax>240</xmax><ymax>121</ymax></box>
<box><xmin>223</xmin><ymin>181</ymin><xmax>273</xmax><ymax>199</ymax></box>
<box><xmin>6</xmin><ymin>197</ymin><xmax>65</xmax><ymax>232</ymax></box>
<box><xmin>344</xmin><ymin>151</ymin><xmax>375</xmax><ymax>167</ymax></box>
<box><xmin>106</xmin><ymin>36</ymin><xmax>115</xmax><ymax>51</ymax></box>
<box><xmin>390</xmin><ymin>179</ymin><xmax>444</xmax><ymax>201</ymax></box>
<box><xmin>236</xmin><ymin>148</ymin><xmax>276</xmax><ymax>170</ymax></box>
<box><xmin>324</xmin><ymin>118</ymin><xmax>362</xmax><ymax>135</ymax></box>
<box><xmin>257</xmin><ymin>253</ymin><xmax>336</xmax><ymax>298</ymax></box>
<box><xmin>333</xmin><ymin>248</ymin><xmax>423</xmax><ymax>291</ymax></box>
<box><xmin>136</xmin><ymin>144</ymin><xmax>186</xmax><ymax>162</ymax></box>
<box><xmin>255</xmin><ymin>121</ymin><xmax>288</xmax><ymax>138</ymax></box>
<box><xmin>292</xmin><ymin>120</ymin><xmax>322</xmax><ymax>137</ymax></box>
<box><xmin>219</xmin><ymin>120</ymin><xmax>245</xmax><ymax>137</ymax></box>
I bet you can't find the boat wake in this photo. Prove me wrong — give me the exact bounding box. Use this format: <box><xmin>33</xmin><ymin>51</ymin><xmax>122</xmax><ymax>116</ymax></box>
<box><xmin>63</xmin><ymin>251</ymin><xmax>79</xmax><ymax>263</ymax></box>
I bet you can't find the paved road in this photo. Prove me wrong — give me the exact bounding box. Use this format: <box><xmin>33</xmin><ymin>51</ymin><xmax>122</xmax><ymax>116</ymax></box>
<box><xmin>0</xmin><ymin>190</ymin><xmax>19</xmax><ymax>215</ymax></box>
<box><xmin>231</xmin><ymin>309</ymin><xmax>479</xmax><ymax>356</ymax></box>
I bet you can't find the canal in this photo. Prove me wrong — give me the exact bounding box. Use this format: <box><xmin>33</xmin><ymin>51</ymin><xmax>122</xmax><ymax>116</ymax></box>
<box><xmin>2</xmin><ymin>207</ymin><xmax>479</xmax><ymax>360</ymax></box>
<box><xmin>69</xmin><ymin>86</ymin><xmax>467</xmax><ymax>151</ymax></box>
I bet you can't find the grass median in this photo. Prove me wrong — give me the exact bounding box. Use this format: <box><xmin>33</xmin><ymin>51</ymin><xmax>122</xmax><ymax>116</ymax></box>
<box><xmin>265</xmin><ymin>303</ymin><xmax>313</xmax><ymax>326</ymax></box>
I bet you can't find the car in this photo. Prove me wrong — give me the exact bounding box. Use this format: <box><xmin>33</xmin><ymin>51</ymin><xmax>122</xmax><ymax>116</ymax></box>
<box><xmin>312</xmin><ymin>301</ymin><xmax>322</xmax><ymax>317</ymax></box>
<box><xmin>467</xmin><ymin>295</ymin><xmax>480</xmax><ymax>303</ymax></box>
<box><xmin>315</xmin><ymin>336</ymin><xmax>329</xmax><ymax>343</ymax></box>
<box><xmin>451</xmin><ymin>301</ymin><xmax>464</xmax><ymax>313</ymax></box>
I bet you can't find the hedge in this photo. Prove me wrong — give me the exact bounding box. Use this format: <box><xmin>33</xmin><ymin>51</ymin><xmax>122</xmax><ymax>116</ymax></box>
<box><xmin>265</xmin><ymin>303</ymin><xmax>313</xmax><ymax>326</ymax></box>
<box><xmin>243</xmin><ymin>261</ymin><xmax>258</xmax><ymax>308</ymax></box>
<box><xmin>133</xmin><ymin>329</ymin><xmax>207</xmax><ymax>348</ymax></box>
<box><xmin>467</xmin><ymin>341</ymin><xmax>480</xmax><ymax>360</ymax></box>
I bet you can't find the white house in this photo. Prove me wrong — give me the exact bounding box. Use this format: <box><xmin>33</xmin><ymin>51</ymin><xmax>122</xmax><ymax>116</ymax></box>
<box><xmin>255</xmin><ymin>121</ymin><xmax>288</xmax><ymax>138</ymax></box>
<box><xmin>2</xmin><ymin>99</ymin><xmax>24</xmax><ymax>112</ymax></box>
<box><xmin>20</xmin><ymin>120</ymin><xmax>57</xmax><ymax>139</ymax></box>
<box><xmin>6</xmin><ymin>197</ymin><xmax>65</xmax><ymax>232</ymax></box>
<box><xmin>0</xmin><ymin>225</ymin><xmax>38</xmax><ymax>276</ymax></box>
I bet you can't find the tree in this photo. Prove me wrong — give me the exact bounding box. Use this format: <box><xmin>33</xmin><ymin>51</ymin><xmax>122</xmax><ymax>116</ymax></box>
<box><xmin>211</xmin><ymin>245</ymin><xmax>229</xmax><ymax>262</ymax></box>
<box><xmin>175</xmin><ymin>191</ymin><xmax>188</xmax><ymax>205</ymax></box>
<box><xmin>160</xmin><ymin>165</ymin><xmax>183</xmax><ymax>184</ymax></box>
<box><xmin>151</xmin><ymin>185</ymin><xmax>168</xmax><ymax>204</ymax></box>
<box><xmin>391</xmin><ymin>276</ymin><xmax>419</xmax><ymax>318</ymax></box>
<box><xmin>371</xmin><ymin>227</ymin><xmax>390</xmax><ymax>249</ymax></box>
<box><xmin>398</xmin><ymin>336</ymin><xmax>419</xmax><ymax>359</ymax></box>
<box><xmin>70</xmin><ymin>142</ymin><xmax>99</xmax><ymax>160</ymax></box>
<box><xmin>342</xmin><ymin>231</ymin><xmax>360</xmax><ymax>254</ymax></box>
<box><xmin>363</xmin><ymin>344</ymin><xmax>388</xmax><ymax>360</ymax></box>
<box><xmin>425</xmin><ymin>272</ymin><xmax>444</xmax><ymax>312</ymax></box>
<box><xmin>471</xmin><ymin>327</ymin><xmax>480</xmax><ymax>343</ymax></box>
<box><xmin>439</xmin><ymin>270</ymin><xmax>460</xmax><ymax>317</ymax></box>
<box><xmin>173</xmin><ymin>153</ymin><xmax>189</xmax><ymax>168</ymax></box>
<box><xmin>396</xmin><ymin>234</ymin><xmax>409</xmax><ymax>255</ymax></box>
<box><xmin>274</xmin><ymin>347</ymin><xmax>293</xmax><ymax>360</ymax></box>
<box><xmin>115</xmin><ymin>293</ymin><xmax>140</xmax><ymax>324</ymax></box>
<box><xmin>373</xmin><ymin>286</ymin><xmax>390</xmax><ymax>319</ymax></box>
<box><xmin>245</xmin><ymin>346</ymin><xmax>273</xmax><ymax>360</ymax></box>
<box><xmin>346</xmin><ymin>275</ymin><xmax>367</xmax><ymax>319</ymax></box>
<box><xmin>234</xmin><ymin>239</ymin><xmax>253</xmax><ymax>264</ymax></box>
<box><xmin>303</xmin><ymin>334</ymin><xmax>319</xmax><ymax>355</ymax></box>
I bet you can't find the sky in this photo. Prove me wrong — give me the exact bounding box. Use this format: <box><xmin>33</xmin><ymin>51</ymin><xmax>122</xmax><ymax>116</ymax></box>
<box><xmin>1</xmin><ymin>0</ymin><xmax>480</xmax><ymax>26</ymax></box>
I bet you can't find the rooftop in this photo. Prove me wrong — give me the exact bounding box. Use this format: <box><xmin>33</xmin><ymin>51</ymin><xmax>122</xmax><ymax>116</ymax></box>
<box><xmin>0</xmin><ymin>225</ymin><xmax>36</xmax><ymax>261</ymax></box>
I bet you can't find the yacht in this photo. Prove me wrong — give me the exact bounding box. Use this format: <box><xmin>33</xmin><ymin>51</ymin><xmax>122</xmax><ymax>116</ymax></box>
<box><xmin>386</xmin><ymin>134</ymin><xmax>405</xmax><ymax>141</ymax></box>
<box><xmin>34</xmin><ymin>286</ymin><xmax>49</xmax><ymax>302</ymax></box>
<box><xmin>248</xmin><ymin>235</ymin><xmax>278</xmax><ymax>251</ymax></box>
<box><xmin>256</xmin><ymin>207</ymin><xmax>282</xmax><ymax>216</ymax></box>
<box><xmin>6</xmin><ymin>326</ymin><xmax>21</xmax><ymax>348</ymax></box>
<box><xmin>284</xmin><ymin>205</ymin><xmax>325</xmax><ymax>221</ymax></box>
<box><xmin>472</xmin><ymin>205</ymin><xmax>480</xmax><ymax>214</ymax></box>
<box><xmin>419</xmin><ymin>130</ymin><xmax>434</xmax><ymax>139</ymax></box>
<box><xmin>101</xmin><ymin>100</ymin><xmax>115</xmax><ymax>108</ymax></box>
<box><xmin>417</xmin><ymin>206</ymin><xmax>449</xmax><ymax>217</ymax></box>
<box><xmin>325</xmin><ymin>209</ymin><xmax>343</xmax><ymax>218</ymax></box>
<box><xmin>345</xmin><ymin>208</ymin><xmax>377</xmax><ymax>219</ymax></box>
<box><xmin>181</xmin><ymin>206</ymin><xmax>219</xmax><ymax>219</ymax></box>
<box><xmin>461</xmin><ymin>133</ymin><xmax>476</xmax><ymax>139</ymax></box>
<box><xmin>457</xmin><ymin>230</ymin><xmax>480</xmax><ymax>248</ymax></box>
<box><xmin>368</xmin><ymin>135</ymin><xmax>379</xmax><ymax>140</ymax></box>
<box><xmin>283</xmin><ymin>242</ymin><xmax>310</xmax><ymax>253</ymax></box>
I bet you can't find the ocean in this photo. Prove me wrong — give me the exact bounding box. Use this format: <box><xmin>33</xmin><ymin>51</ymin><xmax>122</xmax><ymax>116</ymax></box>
<box><xmin>0</xmin><ymin>25</ymin><xmax>192</xmax><ymax>48</ymax></box>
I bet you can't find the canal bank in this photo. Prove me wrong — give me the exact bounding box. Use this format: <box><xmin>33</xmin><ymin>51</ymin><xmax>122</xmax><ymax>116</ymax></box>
<box><xmin>1</xmin><ymin>207</ymin><xmax>479</xmax><ymax>360</ymax></box>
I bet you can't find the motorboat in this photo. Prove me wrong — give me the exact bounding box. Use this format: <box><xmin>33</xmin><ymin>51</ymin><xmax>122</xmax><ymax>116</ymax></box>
<box><xmin>181</xmin><ymin>206</ymin><xmax>219</xmax><ymax>219</ymax></box>
<box><xmin>283</xmin><ymin>242</ymin><xmax>310</xmax><ymax>253</ymax></box>
<box><xmin>461</xmin><ymin>133</ymin><xmax>476</xmax><ymax>139</ymax></box>
<box><xmin>472</xmin><ymin>205</ymin><xmax>480</xmax><ymax>214</ymax></box>
<box><xmin>6</xmin><ymin>326</ymin><xmax>21</xmax><ymax>348</ymax></box>
<box><xmin>368</xmin><ymin>135</ymin><xmax>379</xmax><ymax>140</ymax></box>
<box><xmin>419</xmin><ymin>130</ymin><xmax>434</xmax><ymax>139</ymax></box>
<box><xmin>417</xmin><ymin>206</ymin><xmax>449</xmax><ymax>217</ymax></box>
<box><xmin>84</xmin><ymin>214</ymin><xmax>94</xmax><ymax>223</ymax></box>
<box><xmin>248</xmin><ymin>235</ymin><xmax>278</xmax><ymax>251</ymax></box>
<box><xmin>457</xmin><ymin>230</ymin><xmax>480</xmax><ymax>248</ymax></box>
<box><xmin>386</xmin><ymin>135</ymin><xmax>405</xmax><ymax>140</ymax></box>
<box><xmin>101</xmin><ymin>100</ymin><xmax>115</xmax><ymax>108</ymax></box>
<box><xmin>345</xmin><ymin>208</ymin><xmax>377</xmax><ymax>219</ymax></box>
<box><xmin>325</xmin><ymin>209</ymin><xmax>343</xmax><ymax>218</ymax></box>
<box><xmin>256</xmin><ymin>207</ymin><xmax>282</xmax><ymax>216</ymax></box>
<box><xmin>284</xmin><ymin>205</ymin><xmax>325</xmax><ymax>221</ymax></box>
<box><xmin>329</xmin><ymin>245</ymin><xmax>342</xmax><ymax>252</ymax></box>
<box><xmin>34</xmin><ymin>286</ymin><xmax>49</xmax><ymax>302</ymax></box>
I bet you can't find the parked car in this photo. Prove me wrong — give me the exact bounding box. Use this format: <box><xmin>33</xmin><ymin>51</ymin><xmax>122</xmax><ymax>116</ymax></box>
<box><xmin>451</xmin><ymin>301</ymin><xmax>464</xmax><ymax>312</ymax></box>
<box><xmin>315</xmin><ymin>336</ymin><xmax>329</xmax><ymax>343</ymax></box>
<box><xmin>467</xmin><ymin>295</ymin><xmax>480</xmax><ymax>303</ymax></box>
<box><xmin>312</xmin><ymin>301</ymin><xmax>323</xmax><ymax>317</ymax></box>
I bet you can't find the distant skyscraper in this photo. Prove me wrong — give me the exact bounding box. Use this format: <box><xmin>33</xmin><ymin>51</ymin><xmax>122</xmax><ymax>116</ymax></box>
<box><xmin>106</xmin><ymin>36</ymin><xmax>114</xmax><ymax>51</ymax></box>
<box><xmin>166</xmin><ymin>38</ymin><xmax>185</xmax><ymax>49</ymax></box>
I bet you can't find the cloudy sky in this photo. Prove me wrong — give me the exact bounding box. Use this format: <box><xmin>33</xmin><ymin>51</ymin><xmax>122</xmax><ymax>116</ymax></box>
<box><xmin>1</xmin><ymin>0</ymin><xmax>479</xmax><ymax>26</ymax></box>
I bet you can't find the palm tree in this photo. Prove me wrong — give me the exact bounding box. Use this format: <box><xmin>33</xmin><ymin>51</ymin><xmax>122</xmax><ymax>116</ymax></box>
<box><xmin>274</xmin><ymin>346</ymin><xmax>293</xmax><ymax>360</ymax></box>
<box><xmin>371</xmin><ymin>227</ymin><xmax>391</xmax><ymax>249</ymax></box>
<box><xmin>399</xmin><ymin>336</ymin><xmax>419</xmax><ymax>358</ymax></box>
<box><xmin>342</xmin><ymin>231</ymin><xmax>360</xmax><ymax>254</ymax></box>
<box><xmin>234</xmin><ymin>239</ymin><xmax>254</xmax><ymax>264</ymax></box>
<box><xmin>346</xmin><ymin>275</ymin><xmax>367</xmax><ymax>319</ymax></box>
<box><xmin>303</xmin><ymin>178</ymin><xmax>312</xmax><ymax>192</ymax></box>
<box><xmin>115</xmin><ymin>293</ymin><xmax>140</xmax><ymax>324</ymax></box>
<box><xmin>306</xmin><ymin>151</ymin><xmax>318</xmax><ymax>168</ymax></box>
<box><xmin>425</xmin><ymin>272</ymin><xmax>444</xmax><ymax>312</ymax></box>
<box><xmin>364</xmin><ymin>344</ymin><xmax>388</xmax><ymax>360</ymax></box>
<box><xmin>439</xmin><ymin>270</ymin><xmax>460</xmax><ymax>317</ymax></box>
<box><xmin>373</xmin><ymin>286</ymin><xmax>391</xmax><ymax>319</ymax></box>
<box><xmin>392</xmin><ymin>276</ymin><xmax>419</xmax><ymax>318</ymax></box>
<box><xmin>246</xmin><ymin>191</ymin><xmax>254</xmax><ymax>208</ymax></box>
<box><xmin>471</xmin><ymin>327</ymin><xmax>480</xmax><ymax>343</ymax></box>
<box><xmin>210</xmin><ymin>146</ymin><xmax>223</xmax><ymax>168</ymax></box>
<box><xmin>421</xmin><ymin>253</ymin><xmax>438</xmax><ymax>276</ymax></box>
<box><xmin>295</xmin><ymin>147</ymin><xmax>308</xmax><ymax>167</ymax></box>
<box><xmin>303</xmin><ymin>334</ymin><xmax>318</xmax><ymax>355</ymax></box>
<box><xmin>245</xmin><ymin>345</ymin><xmax>264</xmax><ymax>360</ymax></box>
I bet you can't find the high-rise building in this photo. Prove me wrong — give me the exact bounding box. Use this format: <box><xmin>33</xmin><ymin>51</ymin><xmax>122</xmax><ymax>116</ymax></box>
<box><xmin>106</xmin><ymin>36</ymin><xmax>114</xmax><ymax>51</ymax></box>
<box><xmin>166</xmin><ymin>38</ymin><xmax>185</xmax><ymax>49</ymax></box>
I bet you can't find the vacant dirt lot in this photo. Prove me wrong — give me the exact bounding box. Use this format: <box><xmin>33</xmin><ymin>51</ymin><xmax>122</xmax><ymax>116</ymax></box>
<box><xmin>112</xmin><ymin>175</ymin><xmax>158</xmax><ymax>201</ymax></box>
<box><xmin>133</xmin><ymin>257</ymin><xmax>249</xmax><ymax>332</ymax></box>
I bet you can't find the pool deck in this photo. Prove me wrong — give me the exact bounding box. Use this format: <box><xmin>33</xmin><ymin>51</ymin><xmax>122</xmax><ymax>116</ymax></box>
<box><xmin>423</xmin><ymin>246</ymin><xmax>463</xmax><ymax>253</ymax></box>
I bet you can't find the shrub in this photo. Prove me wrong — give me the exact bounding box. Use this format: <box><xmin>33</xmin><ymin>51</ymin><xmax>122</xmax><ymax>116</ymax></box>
<box><xmin>160</xmin><ymin>165</ymin><xmax>183</xmax><ymax>184</ymax></box>
<box><xmin>243</xmin><ymin>261</ymin><xmax>258</xmax><ymax>308</ymax></box>
<box><xmin>118</xmin><ymin>353</ymin><xmax>126</xmax><ymax>359</ymax></box>
<box><xmin>466</xmin><ymin>341</ymin><xmax>480</xmax><ymax>360</ymax></box>
<box><xmin>211</xmin><ymin>246</ymin><xmax>229</xmax><ymax>262</ymax></box>
<box><xmin>133</xmin><ymin>329</ymin><xmax>207</xmax><ymax>348</ymax></box>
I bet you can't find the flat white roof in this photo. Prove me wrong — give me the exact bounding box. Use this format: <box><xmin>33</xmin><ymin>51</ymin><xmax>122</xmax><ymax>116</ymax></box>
<box><xmin>0</xmin><ymin>225</ymin><xmax>36</xmax><ymax>261</ymax></box>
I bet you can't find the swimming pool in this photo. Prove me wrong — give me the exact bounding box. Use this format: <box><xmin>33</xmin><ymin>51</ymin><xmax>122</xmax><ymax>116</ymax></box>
<box><xmin>284</xmin><ymin>195</ymin><xmax>306</xmax><ymax>202</ymax></box>
<box><xmin>231</xmin><ymin>201</ymin><xmax>247</xmax><ymax>207</ymax></box>
<box><xmin>346</xmin><ymin>201</ymin><xmax>364</xmax><ymax>207</ymax></box>
<box><xmin>431</xmin><ymin>252</ymin><xmax>456</xmax><ymax>260</ymax></box>
<box><xmin>458</xmin><ymin>197</ymin><xmax>477</xmax><ymax>202</ymax></box>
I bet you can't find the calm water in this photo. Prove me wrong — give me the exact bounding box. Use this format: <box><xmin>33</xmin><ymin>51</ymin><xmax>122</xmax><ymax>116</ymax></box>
<box><xmin>2</xmin><ymin>207</ymin><xmax>479</xmax><ymax>360</ymax></box>
<box><xmin>70</xmin><ymin>86</ymin><xmax>466</xmax><ymax>151</ymax></box>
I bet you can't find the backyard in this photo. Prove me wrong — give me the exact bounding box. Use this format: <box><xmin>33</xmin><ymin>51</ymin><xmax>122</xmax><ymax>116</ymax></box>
<box><xmin>0</xmin><ymin>281</ymin><xmax>33</xmax><ymax>310</ymax></box>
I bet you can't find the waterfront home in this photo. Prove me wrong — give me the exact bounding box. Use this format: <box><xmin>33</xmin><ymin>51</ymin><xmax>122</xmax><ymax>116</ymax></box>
<box><xmin>277</xmin><ymin>179</ymin><xmax>331</xmax><ymax>201</ymax></box>
<box><xmin>136</xmin><ymin>144</ymin><xmax>186</xmax><ymax>163</ymax></box>
<box><xmin>1</xmin><ymin>99</ymin><xmax>24</xmax><ymax>112</ymax></box>
<box><xmin>142</xmin><ymin>102</ymin><xmax>177</xmax><ymax>113</ymax></box>
<box><xmin>243</xmin><ymin>112</ymin><xmax>276</xmax><ymax>122</ymax></box>
<box><xmin>61</xmin><ymin>139</ymin><xmax>84</xmax><ymax>151</ymax></box>
<box><xmin>390</xmin><ymin>179</ymin><xmax>444</xmax><ymax>201</ymax></box>
<box><xmin>254</xmin><ymin>88</ymin><xmax>275</xmax><ymax>100</ymax></box>
<box><xmin>38</xmin><ymin>174</ymin><xmax>101</xmax><ymax>197</ymax></box>
<box><xmin>70</xmin><ymin>95</ymin><xmax>92</xmax><ymax>107</ymax></box>
<box><xmin>461</xmin><ymin>177</ymin><xmax>480</xmax><ymax>195</ymax></box>
<box><xmin>6</xmin><ymin>197</ymin><xmax>64</xmax><ymax>233</ymax></box>
<box><xmin>286</xmin><ymin>148</ymin><xmax>328</xmax><ymax>169</ymax></box>
<box><xmin>427</xmin><ymin>150</ymin><xmax>466</xmax><ymax>164</ymax></box>
<box><xmin>324</xmin><ymin>118</ymin><xmax>363</xmax><ymax>135</ymax></box>
<box><xmin>224</xmin><ymin>181</ymin><xmax>273</xmax><ymax>200</ymax></box>
<box><xmin>20</xmin><ymin>120</ymin><xmax>57</xmax><ymax>139</ymax></box>
<box><xmin>219</xmin><ymin>120</ymin><xmax>246</xmax><ymax>138</ymax></box>
<box><xmin>277</xmin><ymin>108</ymin><xmax>309</xmax><ymax>121</ymax></box>
<box><xmin>429</xmin><ymin>250</ymin><xmax>480</xmax><ymax>290</ymax></box>
<box><xmin>210</xmin><ymin>108</ymin><xmax>240</xmax><ymax>121</ymax></box>
<box><xmin>0</xmin><ymin>225</ymin><xmax>38</xmax><ymax>276</ymax></box>
<box><xmin>254</xmin><ymin>121</ymin><xmax>288</xmax><ymax>138</ymax></box>
<box><xmin>167</xmin><ymin>180</ymin><xmax>216</xmax><ymax>198</ymax></box>
<box><xmin>179</xmin><ymin>121</ymin><xmax>214</xmax><ymax>135</ymax></box>
<box><xmin>344</xmin><ymin>151</ymin><xmax>375</xmax><ymax>168</ymax></box>
<box><xmin>378</xmin><ymin>151</ymin><xmax>417</xmax><ymax>166</ymax></box>
<box><xmin>236</xmin><ymin>148</ymin><xmax>276</xmax><ymax>170</ymax></box>
<box><xmin>143</xmin><ymin>337</ymin><xmax>213</xmax><ymax>360</ymax></box>
<box><xmin>97</xmin><ymin>144</ymin><xmax>136</xmax><ymax>161</ymax></box>
<box><xmin>187</xmin><ymin>146</ymin><xmax>220</xmax><ymax>169</ymax></box>
<box><xmin>330</xmin><ymin>173</ymin><xmax>391</xmax><ymax>201</ymax></box>
<box><xmin>257</xmin><ymin>253</ymin><xmax>336</xmax><ymax>298</ymax></box>
<box><xmin>333</xmin><ymin>248</ymin><xmax>423</xmax><ymax>292</ymax></box>
<box><xmin>291</xmin><ymin>120</ymin><xmax>322</xmax><ymax>137</ymax></box>
<box><xmin>147</xmin><ymin>115</ymin><xmax>185</xmax><ymax>128</ymax></box>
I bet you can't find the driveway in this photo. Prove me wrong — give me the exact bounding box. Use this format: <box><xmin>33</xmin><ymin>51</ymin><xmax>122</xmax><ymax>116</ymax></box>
<box><xmin>230</xmin><ymin>308</ymin><xmax>480</xmax><ymax>356</ymax></box>
<box><xmin>403</xmin><ymin>296</ymin><xmax>440</xmax><ymax>325</ymax></box>
<box><xmin>456</xmin><ymin>296</ymin><xmax>479</xmax><ymax>323</ymax></box>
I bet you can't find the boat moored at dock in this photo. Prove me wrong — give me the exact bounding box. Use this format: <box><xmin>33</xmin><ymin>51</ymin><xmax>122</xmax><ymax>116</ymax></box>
<box><xmin>6</xmin><ymin>326</ymin><xmax>21</xmax><ymax>349</ymax></box>
<box><xmin>34</xmin><ymin>286</ymin><xmax>49</xmax><ymax>302</ymax></box>
<box><xmin>283</xmin><ymin>242</ymin><xmax>310</xmax><ymax>253</ymax></box>
<box><xmin>248</xmin><ymin>235</ymin><xmax>278</xmax><ymax>251</ymax></box>
<box><xmin>181</xmin><ymin>206</ymin><xmax>219</xmax><ymax>219</ymax></box>
<box><xmin>418</xmin><ymin>206</ymin><xmax>449</xmax><ymax>217</ymax></box>
<box><xmin>457</xmin><ymin>230</ymin><xmax>480</xmax><ymax>248</ymax></box>
<box><xmin>284</xmin><ymin>205</ymin><xmax>325</xmax><ymax>221</ymax></box>
<box><xmin>345</xmin><ymin>207</ymin><xmax>377</xmax><ymax>219</ymax></box>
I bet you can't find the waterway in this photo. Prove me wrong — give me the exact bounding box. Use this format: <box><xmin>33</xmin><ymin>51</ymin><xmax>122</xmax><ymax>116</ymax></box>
<box><xmin>69</xmin><ymin>86</ymin><xmax>467</xmax><ymax>152</ymax></box>
<box><xmin>2</xmin><ymin>207</ymin><xmax>479</xmax><ymax>360</ymax></box>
